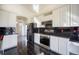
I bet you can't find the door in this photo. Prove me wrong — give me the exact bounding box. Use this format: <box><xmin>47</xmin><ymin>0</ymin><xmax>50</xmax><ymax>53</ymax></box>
<box><xmin>16</xmin><ymin>17</ymin><xmax>28</xmax><ymax>53</ymax></box>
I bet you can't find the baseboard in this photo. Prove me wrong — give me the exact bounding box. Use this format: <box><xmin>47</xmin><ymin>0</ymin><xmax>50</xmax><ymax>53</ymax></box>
<box><xmin>4</xmin><ymin>46</ymin><xmax>17</xmax><ymax>51</ymax></box>
<box><xmin>35</xmin><ymin>43</ymin><xmax>60</xmax><ymax>55</ymax></box>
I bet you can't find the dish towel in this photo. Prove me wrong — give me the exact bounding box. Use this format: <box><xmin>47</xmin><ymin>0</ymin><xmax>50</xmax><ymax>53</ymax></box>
<box><xmin>0</xmin><ymin>35</ymin><xmax>4</xmax><ymax>41</ymax></box>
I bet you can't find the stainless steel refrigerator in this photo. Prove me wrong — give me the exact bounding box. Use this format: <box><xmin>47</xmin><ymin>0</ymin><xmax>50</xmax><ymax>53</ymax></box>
<box><xmin>27</xmin><ymin>23</ymin><xmax>37</xmax><ymax>55</ymax></box>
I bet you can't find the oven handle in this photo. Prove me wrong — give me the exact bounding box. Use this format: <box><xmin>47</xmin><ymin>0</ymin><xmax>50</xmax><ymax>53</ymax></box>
<box><xmin>40</xmin><ymin>34</ymin><xmax>50</xmax><ymax>38</ymax></box>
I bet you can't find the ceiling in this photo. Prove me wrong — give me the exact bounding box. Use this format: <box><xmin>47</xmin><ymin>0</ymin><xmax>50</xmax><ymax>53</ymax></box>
<box><xmin>22</xmin><ymin>4</ymin><xmax>64</xmax><ymax>18</ymax></box>
<box><xmin>39</xmin><ymin>4</ymin><xmax>64</xmax><ymax>14</ymax></box>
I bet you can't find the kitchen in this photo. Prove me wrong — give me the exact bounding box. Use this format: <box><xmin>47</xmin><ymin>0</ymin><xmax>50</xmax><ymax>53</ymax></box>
<box><xmin>33</xmin><ymin>4</ymin><xmax>79</xmax><ymax>55</ymax></box>
<box><xmin>0</xmin><ymin>4</ymin><xmax>79</xmax><ymax>55</ymax></box>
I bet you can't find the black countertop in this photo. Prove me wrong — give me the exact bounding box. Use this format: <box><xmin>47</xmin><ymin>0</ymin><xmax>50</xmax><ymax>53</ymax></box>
<box><xmin>34</xmin><ymin>27</ymin><xmax>73</xmax><ymax>38</ymax></box>
<box><xmin>39</xmin><ymin>32</ymin><xmax>71</xmax><ymax>38</ymax></box>
<box><xmin>35</xmin><ymin>32</ymin><xmax>71</xmax><ymax>38</ymax></box>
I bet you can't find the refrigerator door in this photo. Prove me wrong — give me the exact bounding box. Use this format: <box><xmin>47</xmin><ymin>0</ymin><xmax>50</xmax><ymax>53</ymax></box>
<box><xmin>27</xmin><ymin>23</ymin><xmax>37</xmax><ymax>55</ymax></box>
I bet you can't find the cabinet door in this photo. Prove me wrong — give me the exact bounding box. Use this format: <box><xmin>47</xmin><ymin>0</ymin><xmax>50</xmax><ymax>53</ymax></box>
<box><xmin>53</xmin><ymin>9</ymin><xmax>59</xmax><ymax>27</ymax></box>
<box><xmin>0</xmin><ymin>10</ymin><xmax>9</xmax><ymax>27</ymax></box>
<box><xmin>71</xmin><ymin>5</ymin><xmax>79</xmax><ymax>26</ymax></box>
<box><xmin>59</xmin><ymin>5</ymin><xmax>71</xmax><ymax>27</ymax></box>
<box><xmin>53</xmin><ymin>5</ymin><xmax>71</xmax><ymax>27</ymax></box>
<box><xmin>34</xmin><ymin>33</ymin><xmax>40</xmax><ymax>44</ymax></box>
<box><xmin>2</xmin><ymin>35</ymin><xmax>17</xmax><ymax>50</ymax></box>
<box><xmin>59</xmin><ymin>37</ymin><xmax>68</xmax><ymax>55</ymax></box>
<box><xmin>66</xmin><ymin>39</ymin><xmax>69</xmax><ymax>55</ymax></box>
<box><xmin>8</xmin><ymin>13</ymin><xmax>16</xmax><ymax>27</ymax></box>
<box><xmin>50</xmin><ymin>36</ymin><xmax>59</xmax><ymax>53</ymax></box>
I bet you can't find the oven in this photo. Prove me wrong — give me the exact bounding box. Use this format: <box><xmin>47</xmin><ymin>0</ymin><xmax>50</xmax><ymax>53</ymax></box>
<box><xmin>40</xmin><ymin>34</ymin><xmax>50</xmax><ymax>47</ymax></box>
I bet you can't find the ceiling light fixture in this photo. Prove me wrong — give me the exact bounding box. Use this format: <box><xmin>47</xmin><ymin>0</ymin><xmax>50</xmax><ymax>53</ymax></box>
<box><xmin>32</xmin><ymin>4</ymin><xmax>39</xmax><ymax>13</ymax></box>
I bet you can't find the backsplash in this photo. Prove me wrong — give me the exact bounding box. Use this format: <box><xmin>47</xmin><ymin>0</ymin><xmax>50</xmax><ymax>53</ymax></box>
<box><xmin>34</xmin><ymin>27</ymin><xmax>79</xmax><ymax>38</ymax></box>
<box><xmin>34</xmin><ymin>27</ymin><xmax>79</xmax><ymax>33</ymax></box>
<box><xmin>0</xmin><ymin>27</ymin><xmax>16</xmax><ymax>35</ymax></box>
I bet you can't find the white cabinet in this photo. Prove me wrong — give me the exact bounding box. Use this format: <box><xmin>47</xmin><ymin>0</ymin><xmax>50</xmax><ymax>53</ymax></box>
<box><xmin>34</xmin><ymin>33</ymin><xmax>70</xmax><ymax>55</ymax></box>
<box><xmin>53</xmin><ymin>9</ymin><xmax>59</xmax><ymax>27</ymax></box>
<box><xmin>68</xmin><ymin>42</ymin><xmax>79</xmax><ymax>55</ymax></box>
<box><xmin>53</xmin><ymin>4</ymin><xmax>79</xmax><ymax>27</ymax></box>
<box><xmin>0</xmin><ymin>10</ymin><xmax>9</xmax><ymax>27</ymax></box>
<box><xmin>70</xmin><ymin>5</ymin><xmax>79</xmax><ymax>26</ymax></box>
<box><xmin>50</xmin><ymin>36</ymin><xmax>69</xmax><ymax>55</ymax></box>
<box><xmin>1</xmin><ymin>35</ymin><xmax>17</xmax><ymax>50</ymax></box>
<box><xmin>59</xmin><ymin>5</ymin><xmax>71</xmax><ymax>27</ymax></box>
<box><xmin>34</xmin><ymin>33</ymin><xmax>40</xmax><ymax>44</ymax></box>
<box><xmin>58</xmin><ymin>37</ymin><xmax>69</xmax><ymax>55</ymax></box>
<box><xmin>0</xmin><ymin>10</ymin><xmax>16</xmax><ymax>27</ymax></box>
<box><xmin>50</xmin><ymin>36</ymin><xmax>59</xmax><ymax>53</ymax></box>
<box><xmin>8</xmin><ymin>13</ymin><xmax>16</xmax><ymax>27</ymax></box>
<box><xmin>53</xmin><ymin>5</ymin><xmax>71</xmax><ymax>27</ymax></box>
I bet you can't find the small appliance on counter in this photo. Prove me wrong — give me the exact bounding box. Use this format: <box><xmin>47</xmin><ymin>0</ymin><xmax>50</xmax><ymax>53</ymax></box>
<box><xmin>0</xmin><ymin>27</ymin><xmax>16</xmax><ymax>35</ymax></box>
<box><xmin>0</xmin><ymin>35</ymin><xmax>4</xmax><ymax>49</ymax></box>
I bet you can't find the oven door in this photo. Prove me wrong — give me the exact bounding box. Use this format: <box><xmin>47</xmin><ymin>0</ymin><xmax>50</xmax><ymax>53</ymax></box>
<box><xmin>40</xmin><ymin>34</ymin><xmax>50</xmax><ymax>47</ymax></box>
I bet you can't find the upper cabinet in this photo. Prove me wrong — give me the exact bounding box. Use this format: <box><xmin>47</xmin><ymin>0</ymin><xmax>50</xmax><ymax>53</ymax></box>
<box><xmin>8</xmin><ymin>12</ymin><xmax>16</xmax><ymax>27</ymax></box>
<box><xmin>59</xmin><ymin>5</ymin><xmax>71</xmax><ymax>27</ymax></box>
<box><xmin>53</xmin><ymin>8</ymin><xmax>59</xmax><ymax>27</ymax></box>
<box><xmin>70</xmin><ymin>5</ymin><xmax>79</xmax><ymax>26</ymax></box>
<box><xmin>0</xmin><ymin>10</ymin><xmax>9</xmax><ymax>27</ymax></box>
<box><xmin>53</xmin><ymin>4</ymin><xmax>79</xmax><ymax>27</ymax></box>
<box><xmin>53</xmin><ymin>5</ymin><xmax>71</xmax><ymax>27</ymax></box>
<box><xmin>0</xmin><ymin>10</ymin><xmax>16</xmax><ymax>27</ymax></box>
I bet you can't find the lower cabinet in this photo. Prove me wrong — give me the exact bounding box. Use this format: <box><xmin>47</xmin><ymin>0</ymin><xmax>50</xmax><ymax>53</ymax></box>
<box><xmin>50</xmin><ymin>36</ymin><xmax>59</xmax><ymax>53</ymax></box>
<box><xmin>1</xmin><ymin>35</ymin><xmax>17</xmax><ymax>50</ymax></box>
<box><xmin>50</xmin><ymin>36</ymin><xmax>69</xmax><ymax>55</ymax></box>
<box><xmin>34</xmin><ymin>33</ymin><xmax>40</xmax><ymax>44</ymax></box>
<box><xmin>58</xmin><ymin>37</ymin><xmax>69</xmax><ymax>55</ymax></box>
<box><xmin>34</xmin><ymin>33</ymin><xmax>69</xmax><ymax>55</ymax></box>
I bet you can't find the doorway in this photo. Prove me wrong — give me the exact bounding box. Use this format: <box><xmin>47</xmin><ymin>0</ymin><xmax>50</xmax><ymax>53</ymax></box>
<box><xmin>16</xmin><ymin>16</ymin><xmax>28</xmax><ymax>54</ymax></box>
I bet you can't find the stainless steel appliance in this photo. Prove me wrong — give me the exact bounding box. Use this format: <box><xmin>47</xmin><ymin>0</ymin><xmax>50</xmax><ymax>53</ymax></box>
<box><xmin>27</xmin><ymin>23</ymin><xmax>37</xmax><ymax>55</ymax></box>
<box><xmin>40</xmin><ymin>34</ymin><xmax>50</xmax><ymax>47</ymax></box>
